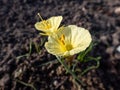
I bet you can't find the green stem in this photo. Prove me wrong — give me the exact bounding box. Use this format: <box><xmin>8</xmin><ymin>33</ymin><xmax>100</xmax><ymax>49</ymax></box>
<box><xmin>56</xmin><ymin>56</ymin><xmax>85</xmax><ymax>86</ymax></box>
<box><xmin>38</xmin><ymin>59</ymin><xmax>58</xmax><ymax>67</ymax></box>
<box><xmin>16</xmin><ymin>41</ymin><xmax>32</xmax><ymax>60</ymax></box>
<box><xmin>16</xmin><ymin>79</ymin><xmax>36</xmax><ymax>90</ymax></box>
<box><xmin>80</xmin><ymin>59</ymin><xmax>100</xmax><ymax>76</ymax></box>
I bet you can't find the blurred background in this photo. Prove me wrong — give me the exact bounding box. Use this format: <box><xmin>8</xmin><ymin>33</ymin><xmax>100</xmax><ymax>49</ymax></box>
<box><xmin>0</xmin><ymin>0</ymin><xmax>120</xmax><ymax>90</ymax></box>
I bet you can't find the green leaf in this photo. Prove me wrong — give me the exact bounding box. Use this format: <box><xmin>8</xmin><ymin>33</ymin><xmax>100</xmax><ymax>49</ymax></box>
<box><xmin>77</xmin><ymin>42</ymin><xmax>94</xmax><ymax>62</ymax></box>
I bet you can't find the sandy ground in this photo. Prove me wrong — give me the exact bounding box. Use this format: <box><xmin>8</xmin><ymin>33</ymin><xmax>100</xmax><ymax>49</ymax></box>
<box><xmin>0</xmin><ymin>0</ymin><xmax>120</xmax><ymax>90</ymax></box>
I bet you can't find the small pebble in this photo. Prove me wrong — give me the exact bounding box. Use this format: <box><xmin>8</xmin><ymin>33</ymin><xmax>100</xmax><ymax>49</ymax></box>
<box><xmin>115</xmin><ymin>7</ymin><xmax>120</xmax><ymax>15</ymax></box>
<box><xmin>60</xmin><ymin>85</ymin><xmax>65</xmax><ymax>90</ymax></box>
<box><xmin>0</xmin><ymin>74</ymin><xmax>10</xmax><ymax>86</ymax></box>
<box><xmin>49</xmin><ymin>70</ymin><xmax>54</xmax><ymax>76</ymax></box>
<box><xmin>106</xmin><ymin>47</ymin><xmax>114</xmax><ymax>54</ymax></box>
<box><xmin>87</xmin><ymin>78</ymin><xmax>92</xmax><ymax>86</ymax></box>
<box><xmin>92</xmin><ymin>78</ymin><xmax>98</xmax><ymax>84</ymax></box>
<box><xmin>53</xmin><ymin>80</ymin><xmax>58</xmax><ymax>86</ymax></box>
<box><xmin>99</xmin><ymin>83</ymin><xmax>105</xmax><ymax>90</ymax></box>
<box><xmin>116</xmin><ymin>45</ymin><xmax>120</xmax><ymax>53</ymax></box>
<box><xmin>56</xmin><ymin>66</ymin><xmax>63</xmax><ymax>75</ymax></box>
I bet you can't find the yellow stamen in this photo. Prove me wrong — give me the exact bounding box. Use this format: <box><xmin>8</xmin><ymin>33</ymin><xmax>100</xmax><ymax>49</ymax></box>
<box><xmin>55</xmin><ymin>34</ymin><xmax>66</xmax><ymax>52</ymax></box>
<box><xmin>60</xmin><ymin>34</ymin><xmax>65</xmax><ymax>45</ymax></box>
<box><xmin>37</xmin><ymin>13</ymin><xmax>51</xmax><ymax>30</ymax></box>
<box><xmin>59</xmin><ymin>34</ymin><xmax>73</xmax><ymax>51</ymax></box>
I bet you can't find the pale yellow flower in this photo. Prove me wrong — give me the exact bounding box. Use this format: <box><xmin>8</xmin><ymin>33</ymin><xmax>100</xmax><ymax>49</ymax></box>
<box><xmin>45</xmin><ymin>25</ymin><xmax>92</xmax><ymax>57</ymax></box>
<box><xmin>35</xmin><ymin>14</ymin><xmax>62</xmax><ymax>35</ymax></box>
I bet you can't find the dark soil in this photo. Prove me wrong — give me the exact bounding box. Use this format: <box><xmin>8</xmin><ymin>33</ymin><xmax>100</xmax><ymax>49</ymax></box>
<box><xmin>0</xmin><ymin>0</ymin><xmax>120</xmax><ymax>90</ymax></box>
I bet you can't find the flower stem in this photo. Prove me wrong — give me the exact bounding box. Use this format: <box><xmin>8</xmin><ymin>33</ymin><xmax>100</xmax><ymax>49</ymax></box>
<box><xmin>56</xmin><ymin>56</ymin><xmax>85</xmax><ymax>86</ymax></box>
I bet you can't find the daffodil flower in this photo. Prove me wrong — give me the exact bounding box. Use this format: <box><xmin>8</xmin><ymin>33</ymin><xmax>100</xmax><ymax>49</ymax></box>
<box><xmin>35</xmin><ymin>13</ymin><xmax>63</xmax><ymax>35</ymax></box>
<box><xmin>45</xmin><ymin>25</ymin><xmax>92</xmax><ymax>57</ymax></box>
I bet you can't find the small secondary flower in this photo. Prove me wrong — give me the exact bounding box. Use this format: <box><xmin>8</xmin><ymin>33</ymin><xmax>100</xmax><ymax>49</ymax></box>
<box><xmin>35</xmin><ymin>14</ymin><xmax>63</xmax><ymax>35</ymax></box>
<box><xmin>45</xmin><ymin>25</ymin><xmax>92</xmax><ymax>57</ymax></box>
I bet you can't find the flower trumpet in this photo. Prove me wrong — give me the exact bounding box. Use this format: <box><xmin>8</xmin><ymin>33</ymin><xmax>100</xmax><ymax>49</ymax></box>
<box><xmin>45</xmin><ymin>25</ymin><xmax>92</xmax><ymax>57</ymax></box>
